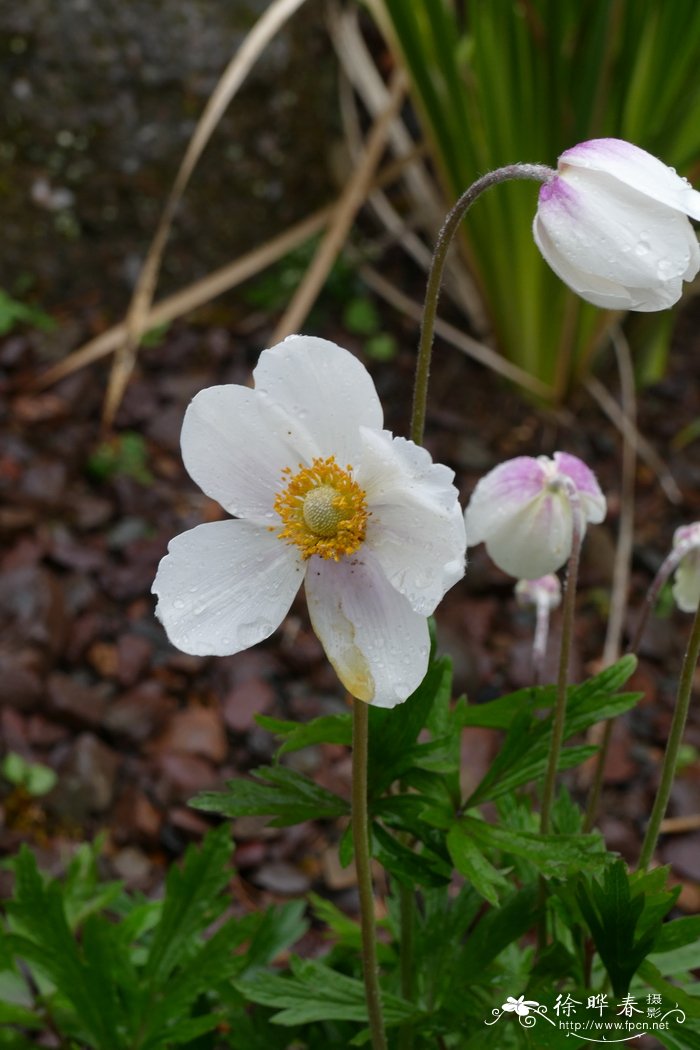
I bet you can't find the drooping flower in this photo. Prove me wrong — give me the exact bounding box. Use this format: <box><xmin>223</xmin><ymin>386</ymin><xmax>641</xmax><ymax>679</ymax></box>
<box><xmin>533</xmin><ymin>138</ymin><xmax>700</xmax><ymax>311</ymax></box>
<box><xmin>671</xmin><ymin>523</ymin><xmax>700</xmax><ymax>613</ymax></box>
<box><xmin>464</xmin><ymin>452</ymin><xmax>606</xmax><ymax>579</ymax></box>
<box><xmin>152</xmin><ymin>335</ymin><xmax>466</xmax><ymax>709</ymax></box>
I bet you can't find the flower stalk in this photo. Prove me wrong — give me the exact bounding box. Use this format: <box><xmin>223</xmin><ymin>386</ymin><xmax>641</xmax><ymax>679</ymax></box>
<box><xmin>540</xmin><ymin>482</ymin><xmax>584</xmax><ymax>835</ymax></box>
<box><xmin>411</xmin><ymin>164</ymin><xmax>553</xmax><ymax>446</ymax></box>
<box><xmin>352</xmin><ymin>698</ymin><xmax>387</xmax><ymax>1050</ymax></box>
<box><xmin>638</xmin><ymin>599</ymin><xmax>700</xmax><ymax>871</ymax></box>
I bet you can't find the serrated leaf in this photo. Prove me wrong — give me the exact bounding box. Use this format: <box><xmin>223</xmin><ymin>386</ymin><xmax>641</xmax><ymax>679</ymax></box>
<box><xmin>446</xmin><ymin>823</ymin><xmax>510</xmax><ymax>904</ymax></box>
<box><xmin>243</xmin><ymin>900</ymin><xmax>308</xmax><ymax>971</ymax></box>
<box><xmin>238</xmin><ymin>958</ymin><xmax>417</xmax><ymax>1026</ymax></box>
<box><xmin>458</xmin><ymin>816</ymin><xmax>608</xmax><ymax>877</ymax></box>
<box><xmin>372</xmin><ymin>823</ymin><xmax>451</xmax><ymax>887</ymax></box>
<box><xmin>368</xmin><ymin>655</ymin><xmax>453</xmax><ymax>794</ymax></box>
<box><xmin>142</xmin><ymin>824</ymin><xmax>232</xmax><ymax>986</ymax></box>
<box><xmin>577</xmin><ymin>861</ymin><xmax>675</xmax><ymax>997</ymax></box>
<box><xmin>466</xmin><ymin>656</ymin><xmax>639</xmax><ymax>807</ymax></box>
<box><xmin>255</xmin><ymin>713</ymin><xmax>352</xmax><ymax>754</ymax></box>
<box><xmin>5</xmin><ymin>847</ymin><xmax>125</xmax><ymax>1050</ymax></box>
<box><xmin>140</xmin><ymin>919</ymin><xmax>248</xmax><ymax>1047</ymax></box>
<box><xmin>192</xmin><ymin>766</ymin><xmax>348</xmax><ymax>826</ymax></box>
<box><xmin>459</xmin><ymin>885</ymin><xmax>540</xmax><ymax>974</ymax></box>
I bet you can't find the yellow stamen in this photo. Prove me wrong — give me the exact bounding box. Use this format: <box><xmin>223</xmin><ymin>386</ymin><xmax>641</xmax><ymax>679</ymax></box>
<box><xmin>273</xmin><ymin>456</ymin><xmax>368</xmax><ymax>560</ymax></box>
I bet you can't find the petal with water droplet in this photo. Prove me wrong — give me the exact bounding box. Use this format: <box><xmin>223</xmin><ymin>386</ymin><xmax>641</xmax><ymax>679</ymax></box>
<box><xmin>152</xmin><ymin>520</ymin><xmax>303</xmax><ymax>656</ymax></box>
<box><xmin>305</xmin><ymin>550</ymin><xmax>429</xmax><ymax>708</ymax></box>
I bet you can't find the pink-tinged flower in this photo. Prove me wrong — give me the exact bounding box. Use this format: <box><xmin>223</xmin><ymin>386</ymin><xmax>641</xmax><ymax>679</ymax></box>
<box><xmin>671</xmin><ymin>523</ymin><xmax>700</xmax><ymax>613</ymax></box>
<box><xmin>464</xmin><ymin>452</ymin><xmax>606</xmax><ymax>579</ymax></box>
<box><xmin>152</xmin><ymin>335</ymin><xmax>466</xmax><ymax>709</ymax></box>
<box><xmin>515</xmin><ymin>574</ymin><xmax>562</xmax><ymax>611</ymax></box>
<box><xmin>534</xmin><ymin>138</ymin><xmax>700</xmax><ymax>311</ymax></box>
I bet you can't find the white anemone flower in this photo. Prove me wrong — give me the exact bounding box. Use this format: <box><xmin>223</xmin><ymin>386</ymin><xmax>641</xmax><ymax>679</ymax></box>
<box><xmin>152</xmin><ymin>335</ymin><xmax>466</xmax><ymax>709</ymax></box>
<box><xmin>464</xmin><ymin>452</ymin><xmax>606</xmax><ymax>579</ymax></box>
<box><xmin>671</xmin><ymin>523</ymin><xmax>700</xmax><ymax>613</ymax></box>
<box><xmin>533</xmin><ymin>138</ymin><xmax>700</xmax><ymax>311</ymax></box>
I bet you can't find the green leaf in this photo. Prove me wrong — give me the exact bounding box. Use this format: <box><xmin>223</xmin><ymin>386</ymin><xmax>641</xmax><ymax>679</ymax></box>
<box><xmin>5</xmin><ymin>846</ymin><xmax>125</xmax><ymax>1049</ymax></box>
<box><xmin>192</xmin><ymin>766</ymin><xmax>348</xmax><ymax>826</ymax></box>
<box><xmin>0</xmin><ymin>753</ymin><xmax>56</xmax><ymax>796</ymax></box>
<box><xmin>466</xmin><ymin>656</ymin><xmax>639</xmax><ymax>806</ymax></box>
<box><xmin>446</xmin><ymin>822</ymin><xmax>510</xmax><ymax>904</ymax></box>
<box><xmin>372</xmin><ymin>822</ymin><xmax>451</xmax><ymax>888</ymax></box>
<box><xmin>459</xmin><ymin>885</ymin><xmax>540</xmax><ymax>975</ymax></box>
<box><xmin>0</xmin><ymin>1002</ymin><xmax>42</xmax><ymax>1028</ymax></box>
<box><xmin>0</xmin><ymin>290</ymin><xmax>55</xmax><ymax>335</ymax></box>
<box><xmin>238</xmin><ymin>957</ymin><xmax>417</xmax><ymax>1027</ymax></box>
<box><xmin>142</xmin><ymin>825</ymin><xmax>233</xmax><ymax>986</ymax></box>
<box><xmin>457</xmin><ymin>815</ymin><xmax>608</xmax><ymax>877</ymax></box>
<box><xmin>255</xmin><ymin>713</ymin><xmax>352</xmax><ymax>754</ymax></box>
<box><xmin>242</xmin><ymin>900</ymin><xmax>309</xmax><ymax>971</ymax></box>
<box><xmin>368</xmin><ymin>655</ymin><xmax>454</xmax><ymax>794</ymax></box>
<box><xmin>638</xmin><ymin>959</ymin><xmax>700</xmax><ymax>1020</ymax></box>
<box><xmin>576</xmin><ymin>860</ymin><xmax>676</xmax><ymax>997</ymax></box>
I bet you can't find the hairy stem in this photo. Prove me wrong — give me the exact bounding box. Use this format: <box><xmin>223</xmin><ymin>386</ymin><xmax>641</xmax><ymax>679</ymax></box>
<box><xmin>638</xmin><ymin>601</ymin><xmax>700</xmax><ymax>870</ymax></box>
<box><xmin>352</xmin><ymin>699</ymin><xmax>387</xmax><ymax>1050</ymax></box>
<box><xmin>540</xmin><ymin>487</ymin><xmax>584</xmax><ymax>836</ymax></box>
<box><xmin>410</xmin><ymin>163</ymin><xmax>553</xmax><ymax>446</ymax></box>
<box><xmin>584</xmin><ymin>327</ymin><xmax>636</xmax><ymax>830</ymax></box>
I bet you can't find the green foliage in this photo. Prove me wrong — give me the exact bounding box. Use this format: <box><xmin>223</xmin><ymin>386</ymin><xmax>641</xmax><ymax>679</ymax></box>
<box><xmin>3</xmin><ymin>647</ymin><xmax>696</xmax><ymax>1047</ymax></box>
<box><xmin>0</xmin><ymin>827</ymin><xmax>308</xmax><ymax>1049</ymax></box>
<box><xmin>373</xmin><ymin>0</ymin><xmax>700</xmax><ymax>396</ymax></box>
<box><xmin>574</xmin><ymin>861</ymin><xmax>678</xmax><ymax>997</ymax></box>
<box><xmin>238</xmin><ymin>957</ymin><xmax>417</xmax><ymax>1028</ymax></box>
<box><xmin>192</xmin><ymin>765</ymin><xmax>349</xmax><ymax>826</ymax></box>
<box><xmin>1</xmin><ymin>753</ymin><xmax>57</xmax><ymax>797</ymax></box>
<box><xmin>0</xmin><ymin>289</ymin><xmax>55</xmax><ymax>335</ymax></box>
<box><xmin>464</xmin><ymin>657</ymin><xmax>640</xmax><ymax>806</ymax></box>
<box><xmin>87</xmin><ymin>432</ymin><xmax>153</xmax><ymax>484</ymax></box>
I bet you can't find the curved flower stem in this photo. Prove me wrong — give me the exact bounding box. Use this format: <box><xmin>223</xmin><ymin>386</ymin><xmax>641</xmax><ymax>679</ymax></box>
<box><xmin>628</xmin><ymin>543</ymin><xmax>690</xmax><ymax>656</ymax></box>
<box><xmin>352</xmin><ymin>698</ymin><xmax>387</xmax><ymax>1050</ymax></box>
<box><xmin>638</xmin><ymin>600</ymin><xmax>700</xmax><ymax>871</ymax></box>
<box><xmin>410</xmin><ymin>163</ymin><xmax>553</xmax><ymax>446</ymax></box>
<box><xmin>540</xmin><ymin>485</ymin><xmax>584</xmax><ymax>836</ymax></box>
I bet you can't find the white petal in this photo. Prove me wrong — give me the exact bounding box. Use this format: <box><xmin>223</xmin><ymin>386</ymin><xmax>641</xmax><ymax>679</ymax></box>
<box><xmin>253</xmin><ymin>335</ymin><xmax>384</xmax><ymax>465</ymax></box>
<box><xmin>152</xmin><ymin>520</ymin><xmax>303</xmax><ymax>656</ymax></box>
<box><xmin>305</xmin><ymin>551</ymin><xmax>430</xmax><ymax>708</ymax></box>
<box><xmin>553</xmin><ymin>452</ymin><xmax>607</xmax><ymax>524</ymax></box>
<box><xmin>538</xmin><ymin>170</ymin><xmax>698</xmax><ymax>290</ymax></box>
<box><xmin>484</xmin><ymin>491</ymin><xmax>574</xmax><ymax>579</ymax></box>
<box><xmin>181</xmin><ymin>385</ymin><xmax>296</xmax><ymax>522</ymax></box>
<box><xmin>357</xmin><ymin>428</ymin><xmax>466</xmax><ymax>614</ymax></box>
<box><xmin>465</xmin><ymin>457</ymin><xmax>549</xmax><ymax>546</ymax></box>
<box><xmin>673</xmin><ymin>549</ymin><xmax>700</xmax><ymax>614</ymax></box>
<box><xmin>560</xmin><ymin>138</ymin><xmax>700</xmax><ymax>220</ymax></box>
<box><xmin>534</xmin><ymin>214</ymin><xmax>642</xmax><ymax>309</ymax></box>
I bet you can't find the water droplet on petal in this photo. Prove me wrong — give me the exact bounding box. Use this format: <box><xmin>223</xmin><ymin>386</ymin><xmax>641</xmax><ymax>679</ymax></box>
<box><xmin>173</xmin><ymin>598</ymin><xmax>185</xmax><ymax>609</ymax></box>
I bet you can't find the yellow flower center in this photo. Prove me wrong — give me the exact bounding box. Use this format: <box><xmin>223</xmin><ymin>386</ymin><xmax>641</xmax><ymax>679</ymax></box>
<box><xmin>273</xmin><ymin>456</ymin><xmax>368</xmax><ymax>560</ymax></box>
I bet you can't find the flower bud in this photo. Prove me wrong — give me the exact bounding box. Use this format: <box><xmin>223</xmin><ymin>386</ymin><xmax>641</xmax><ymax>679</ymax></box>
<box><xmin>533</xmin><ymin>138</ymin><xmax>700</xmax><ymax>311</ymax></box>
